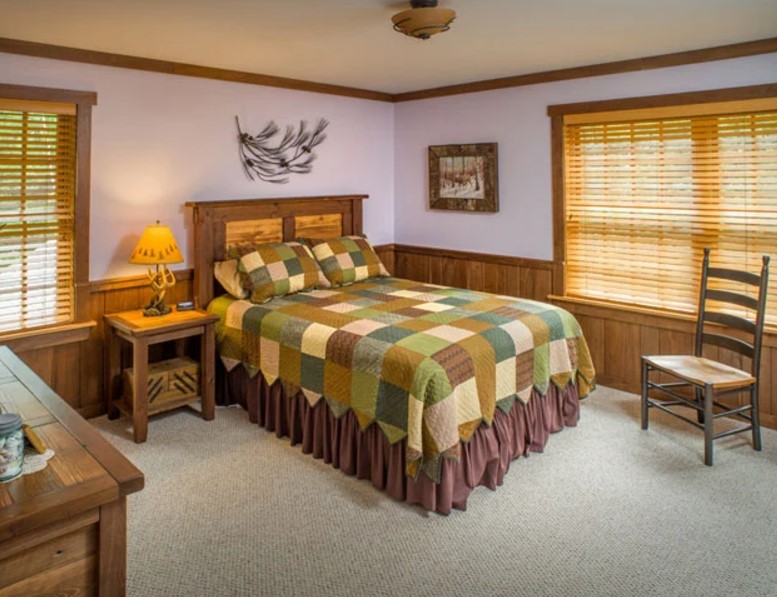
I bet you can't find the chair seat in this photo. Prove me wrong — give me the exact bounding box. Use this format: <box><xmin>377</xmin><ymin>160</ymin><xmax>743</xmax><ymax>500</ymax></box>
<box><xmin>643</xmin><ymin>355</ymin><xmax>755</xmax><ymax>389</ymax></box>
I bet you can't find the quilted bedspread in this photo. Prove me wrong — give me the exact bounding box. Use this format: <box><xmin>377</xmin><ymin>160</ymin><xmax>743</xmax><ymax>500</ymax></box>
<box><xmin>209</xmin><ymin>277</ymin><xmax>595</xmax><ymax>480</ymax></box>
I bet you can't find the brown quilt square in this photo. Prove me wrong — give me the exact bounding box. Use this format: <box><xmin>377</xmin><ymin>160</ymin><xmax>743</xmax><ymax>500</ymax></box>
<box><xmin>326</xmin><ymin>330</ymin><xmax>362</xmax><ymax>368</ymax></box>
<box><xmin>431</xmin><ymin>343</ymin><xmax>475</xmax><ymax>389</ymax></box>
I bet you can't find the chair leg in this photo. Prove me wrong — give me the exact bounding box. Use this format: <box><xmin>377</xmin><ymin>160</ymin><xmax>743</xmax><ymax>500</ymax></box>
<box><xmin>695</xmin><ymin>386</ymin><xmax>704</xmax><ymax>424</ymax></box>
<box><xmin>641</xmin><ymin>359</ymin><xmax>649</xmax><ymax>430</ymax></box>
<box><xmin>703</xmin><ymin>383</ymin><xmax>714</xmax><ymax>466</ymax></box>
<box><xmin>751</xmin><ymin>385</ymin><xmax>762</xmax><ymax>452</ymax></box>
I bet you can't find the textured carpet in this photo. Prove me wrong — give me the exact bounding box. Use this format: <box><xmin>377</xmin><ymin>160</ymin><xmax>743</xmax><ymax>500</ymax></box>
<box><xmin>91</xmin><ymin>386</ymin><xmax>777</xmax><ymax>597</ymax></box>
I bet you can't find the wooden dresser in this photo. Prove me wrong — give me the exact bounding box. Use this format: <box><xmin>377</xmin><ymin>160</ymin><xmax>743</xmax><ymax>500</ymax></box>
<box><xmin>0</xmin><ymin>346</ymin><xmax>143</xmax><ymax>596</ymax></box>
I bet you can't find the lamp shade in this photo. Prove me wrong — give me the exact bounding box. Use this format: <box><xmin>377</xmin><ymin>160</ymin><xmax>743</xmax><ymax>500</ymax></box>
<box><xmin>129</xmin><ymin>221</ymin><xmax>184</xmax><ymax>265</ymax></box>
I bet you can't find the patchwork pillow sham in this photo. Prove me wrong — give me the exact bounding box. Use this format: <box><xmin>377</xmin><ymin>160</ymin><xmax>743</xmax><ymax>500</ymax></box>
<box><xmin>237</xmin><ymin>241</ymin><xmax>329</xmax><ymax>303</ymax></box>
<box><xmin>214</xmin><ymin>259</ymin><xmax>248</xmax><ymax>300</ymax></box>
<box><xmin>306</xmin><ymin>235</ymin><xmax>389</xmax><ymax>287</ymax></box>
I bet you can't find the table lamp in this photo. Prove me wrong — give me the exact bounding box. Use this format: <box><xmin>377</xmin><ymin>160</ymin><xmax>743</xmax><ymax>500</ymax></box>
<box><xmin>129</xmin><ymin>221</ymin><xmax>184</xmax><ymax>316</ymax></box>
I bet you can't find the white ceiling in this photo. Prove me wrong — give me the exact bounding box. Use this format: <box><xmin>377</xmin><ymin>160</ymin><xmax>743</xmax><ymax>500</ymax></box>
<box><xmin>1</xmin><ymin>0</ymin><xmax>776</xmax><ymax>94</ymax></box>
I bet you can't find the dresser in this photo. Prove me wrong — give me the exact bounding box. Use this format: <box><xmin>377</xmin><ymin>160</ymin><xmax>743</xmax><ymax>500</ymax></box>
<box><xmin>0</xmin><ymin>346</ymin><xmax>143</xmax><ymax>596</ymax></box>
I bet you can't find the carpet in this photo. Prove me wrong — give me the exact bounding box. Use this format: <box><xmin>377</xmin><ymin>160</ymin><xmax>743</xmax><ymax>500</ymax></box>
<box><xmin>91</xmin><ymin>386</ymin><xmax>777</xmax><ymax>597</ymax></box>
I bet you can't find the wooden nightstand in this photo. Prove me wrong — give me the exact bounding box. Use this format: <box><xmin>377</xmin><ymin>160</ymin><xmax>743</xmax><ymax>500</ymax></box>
<box><xmin>104</xmin><ymin>309</ymin><xmax>220</xmax><ymax>443</ymax></box>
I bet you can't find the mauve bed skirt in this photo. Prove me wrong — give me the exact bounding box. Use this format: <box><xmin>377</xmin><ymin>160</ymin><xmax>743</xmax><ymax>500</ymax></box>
<box><xmin>219</xmin><ymin>365</ymin><xmax>580</xmax><ymax>515</ymax></box>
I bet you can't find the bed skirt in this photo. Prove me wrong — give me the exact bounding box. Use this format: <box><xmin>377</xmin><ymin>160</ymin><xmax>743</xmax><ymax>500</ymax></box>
<box><xmin>219</xmin><ymin>366</ymin><xmax>580</xmax><ymax>515</ymax></box>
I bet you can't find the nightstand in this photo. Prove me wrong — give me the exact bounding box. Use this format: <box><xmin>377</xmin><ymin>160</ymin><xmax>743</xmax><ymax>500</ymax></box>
<box><xmin>104</xmin><ymin>309</ymin><xmax>220</xmax><ymax>443</ymax></box>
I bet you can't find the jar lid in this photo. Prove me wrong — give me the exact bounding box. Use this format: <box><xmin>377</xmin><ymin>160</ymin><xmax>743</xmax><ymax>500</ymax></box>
<box><xmin>0</xmin><ymin>413</ymin><xmax>22</xmax><ymax>434</ymax></box>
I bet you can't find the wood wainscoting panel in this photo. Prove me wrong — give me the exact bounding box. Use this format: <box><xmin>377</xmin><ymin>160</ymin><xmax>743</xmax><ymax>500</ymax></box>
<box><xmin>6</xmin><ymin>242</ymin><xmax>775</xmax><ymax>432</ymax></box>
<box><xmin>392</xmin><ymin>244</ymin><xmax>556</xmax><ymax>302</ymax></box>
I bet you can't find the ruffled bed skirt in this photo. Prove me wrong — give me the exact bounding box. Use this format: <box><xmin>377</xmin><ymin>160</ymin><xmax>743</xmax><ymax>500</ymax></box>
<box><xmin>219</xmin><ymin>366</ymin><xmax>580</xmax><ymax>515</ymax></box>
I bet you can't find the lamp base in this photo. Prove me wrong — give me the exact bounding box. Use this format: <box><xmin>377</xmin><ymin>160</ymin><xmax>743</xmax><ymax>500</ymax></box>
<box><xmin>142</xmin><ymin>303</ymin><xmax>172</xmax><ymax>317</ymax></box>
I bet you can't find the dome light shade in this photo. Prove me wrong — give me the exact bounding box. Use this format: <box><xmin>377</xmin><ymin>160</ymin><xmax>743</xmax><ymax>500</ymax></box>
<box><xmin>392</xmin><ymin>1</ymin><xmax>456</xmax><ymax>40</ymax></box>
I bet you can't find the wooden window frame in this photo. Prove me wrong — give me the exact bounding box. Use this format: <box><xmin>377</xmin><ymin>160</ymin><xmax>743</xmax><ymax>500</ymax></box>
<box><xmin>547</xmin><ymin>82</ymin><xmax>777</xmax><ymax>315</ymax></box>
<box><xmin>0</xmin><ymin>82</ymin><xmax>96</xmax><ymax>336</ymax></box>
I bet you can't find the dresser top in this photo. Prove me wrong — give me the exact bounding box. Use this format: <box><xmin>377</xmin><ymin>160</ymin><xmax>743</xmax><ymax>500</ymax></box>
<box><xmin>0</xmin><ymin>346</ymin><xmax>143</xmax><ymax>539</ymax></box>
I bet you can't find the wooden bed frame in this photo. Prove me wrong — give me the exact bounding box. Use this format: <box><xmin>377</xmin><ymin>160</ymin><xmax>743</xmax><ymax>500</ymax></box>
<box><xmin>185</xmin><ymin>195</ymin><xmax>366</xmax><ymax>308</ymax></box>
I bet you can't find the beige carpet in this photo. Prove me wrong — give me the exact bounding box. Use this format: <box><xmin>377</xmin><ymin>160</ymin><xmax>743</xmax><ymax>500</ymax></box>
<box><xmin>91</xmin><ymin>386</ymin><xmax>777</xmax><ymax>597</ymax></box>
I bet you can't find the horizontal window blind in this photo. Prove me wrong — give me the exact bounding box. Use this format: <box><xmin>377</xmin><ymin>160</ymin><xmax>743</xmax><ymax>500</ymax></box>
<box><xmin>564</xmin><ymin>106</ymin><xmax>777</xmax><ymax>326</ymax></box>
<box><xmin>0</xmin><ymin>104</ymin><xmax>76</xmax><ymax>332</ymax></box>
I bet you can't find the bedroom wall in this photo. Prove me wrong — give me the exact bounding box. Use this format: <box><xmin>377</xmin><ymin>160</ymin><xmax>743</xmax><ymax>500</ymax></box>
<box><xmin>392</xmin><ymin>52</ymin><xmax>777</xmax><ymax>260</ymax></box>
<box><xmin>0</xmin><ymin>52</ymin><xmax>395</xmax><ymax>281</ymax></box>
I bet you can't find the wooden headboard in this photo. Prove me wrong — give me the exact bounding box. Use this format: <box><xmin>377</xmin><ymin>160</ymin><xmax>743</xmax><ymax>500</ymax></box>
<box><xmin>185</xmin><ymin>195</ymin><xmax>367</xmax><ymax>308</ymax></box>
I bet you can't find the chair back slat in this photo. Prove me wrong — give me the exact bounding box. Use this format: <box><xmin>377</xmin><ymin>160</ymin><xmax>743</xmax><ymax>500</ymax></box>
<box><xmin>706</xmin><ymin>266</ymin><xmax>761</xmax><ymax>287</ymax></box>
<box><xmin>703</xmin><ymin>311</ymin><xmax>757</xmax><ymax>335</ymax></box>
<box><xmin>705</xmin><ymin>289</ymin><xmax>759</xmax><ymax>311</ymax></box>
<box><xmin>702</xmin><ymin>332</ymin><xmax>754</xmax><ymax>359</ymax></box>
<box><xmin>695</xmin><ymin>249</ymin><xmax>769</xmax><ymax>377</ymax></box>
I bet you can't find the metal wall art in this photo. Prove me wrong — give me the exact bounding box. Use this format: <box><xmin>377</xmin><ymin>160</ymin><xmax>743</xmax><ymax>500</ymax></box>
<box><xmin>236</xmin><ymin>117</ymin><xmax>329</xmax><ymax>184</ymax></box>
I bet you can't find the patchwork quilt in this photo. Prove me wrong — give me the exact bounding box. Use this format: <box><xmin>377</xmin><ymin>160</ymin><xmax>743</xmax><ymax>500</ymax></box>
<box><xmin>210</xmin><ymin>277</ymin><xmax>595</xmax><ymax>480</ymax></box>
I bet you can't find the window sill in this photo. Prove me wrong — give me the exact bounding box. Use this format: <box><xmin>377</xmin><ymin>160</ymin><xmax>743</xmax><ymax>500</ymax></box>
<box><xmin>0</xmin><ymin>321</ymin><xmax>97</xmax><ymax>353</ymax></box>
<box><xmin>548</xmin><ymin>295</ymin><xmax>777</xmax><ymax>348</ymax></box>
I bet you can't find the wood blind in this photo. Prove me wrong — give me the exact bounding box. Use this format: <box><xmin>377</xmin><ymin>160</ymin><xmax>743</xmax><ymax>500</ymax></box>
<box><xmin>0</xmin><ymin>103</ymin><xmax>76</xmax><ymax>332</ymax></box>
<box><xmin>564</xmin><ymin>106</ymin><xmax>777</xmax><ymax>326</ymax></box>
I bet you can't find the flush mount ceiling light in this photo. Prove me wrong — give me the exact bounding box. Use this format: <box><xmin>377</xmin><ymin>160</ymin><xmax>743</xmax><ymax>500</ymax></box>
<box><xmin>392</xmin><ymin>0</ymin><xmax>456</xmax><ymax>40</ymax></box>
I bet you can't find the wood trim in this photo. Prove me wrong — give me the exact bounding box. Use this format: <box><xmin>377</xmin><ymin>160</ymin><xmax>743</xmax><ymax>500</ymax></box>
<box><xmin>74</xmin><ymin>102</ymin><xmax>92</xmax><ymax>322</ymax></box>
<box><xmin>392</xmin><ymin>244</ymin><xmax>553</xmax><ymax>270</ymax></box>
<box><xmin>550</xmin><ymin>295</ymin><xmax>777</xmax><ymax>349</ymax></box>
<box><xmin>0</xmin><ymin>37</ymin><xmax>393</xmax><ymax>102</ymax></box>
<box><xmin>89</xmin><ymin>269</ymin><xmax>193</xmax><ymax>293</ymax></box>
<box><xmin>0</xmin><ymin>82</ymin><xmax>95</xmax><ymax>329</ymax></box>
<box><xmin>393</xmin><ymin>37</ymin><xmax>777</xmax><ymax>102</ymax></box>
<box><xmin>0</xmin><ymin>82</ymin><xmax>97</xmax><ymax>106</ymax></box>
<box><xmin>0</xmin><ymin>321</ymin><xmax>95</xmax><ymax>352</ymax></box>
<box><xmin>2</xmin><ymin>36</ymin><xmax>775</xmax><ymax>104</ymax></box>
<box><xmin>547</xmin><ymin>82</ymin><xmax>777</xmax><ymax>116</ymax></box>
<box><xmin>549</xmin><ymin>114</ymin><xmax>566</xmax><ymax>295</ymax></box>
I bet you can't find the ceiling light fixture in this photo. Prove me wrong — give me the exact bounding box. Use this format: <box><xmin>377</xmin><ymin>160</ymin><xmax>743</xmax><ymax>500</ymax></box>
<box><xmin>392</xmin><ymin>0</ymin><xmax>456</xmax><ymax>40</ymax></box>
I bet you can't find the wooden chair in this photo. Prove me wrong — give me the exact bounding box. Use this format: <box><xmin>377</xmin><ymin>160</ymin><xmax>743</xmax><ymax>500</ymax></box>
<box><xmin>641</xmin><ymin>248</ymin><xmax>770</xmax><ymax>465</ymax></box>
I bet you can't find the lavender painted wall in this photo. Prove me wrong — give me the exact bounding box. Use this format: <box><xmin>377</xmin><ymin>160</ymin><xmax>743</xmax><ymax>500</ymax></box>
<box><xmin>2</xmin><ymin>50</ymin><xmax>776</xmax><ymax>280</ymax></box>
<box><xmin>393</xmin><ymin>53</ymin><xmax>777</xmax><ymax>261</ymax></box>
<box><xmin>0</xmin><ymin>53</ymin><xmax>395</xmax><ymax>280</ymax></box>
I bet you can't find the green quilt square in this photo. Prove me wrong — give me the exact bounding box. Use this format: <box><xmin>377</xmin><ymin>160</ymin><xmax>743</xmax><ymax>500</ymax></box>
<box><xmin>351</xmin><ymin>336</ymin><xmax>389</xmax><ymax>376</ymax></box>
<box><xmin>396</xmin><ymin>333</ymin><xmax>450</xmax><ymax>356</ymax></box>
<box><xmin>375</xmin><ymin>380</ymin><xmax>408</xmax><ymax>431</ymax></box>
<box><xmin>368</xmin><ymin>326</ymin><xmax>415</xmax><ymax>344</ymax></box>
<box><xmin>300</xmin><ymin>354</ymin><xmax>324</xmax><ymax>394</ymax></box>
<box><xmin>480</xmin><ymin>327</ymin><xmax>517</xmax><ymax>361</ymax></box>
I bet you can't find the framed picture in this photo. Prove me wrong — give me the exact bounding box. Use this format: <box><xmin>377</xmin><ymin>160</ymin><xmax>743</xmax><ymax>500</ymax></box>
<box><xmin>428</xmin><ymin>143</ymin><xmax>498</xmax><ymax>213</ymax></box>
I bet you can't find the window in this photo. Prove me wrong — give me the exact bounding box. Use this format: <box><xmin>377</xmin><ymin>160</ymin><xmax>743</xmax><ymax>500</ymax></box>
<box><xmin>553</xmin><ymin>91</ymin><xmax>777</xmax><ymax>326</ymax></box>
<box><xmin>0</xmin><ymin>85</ymin><xmax>94</xmax><ymax>334</ymax></box>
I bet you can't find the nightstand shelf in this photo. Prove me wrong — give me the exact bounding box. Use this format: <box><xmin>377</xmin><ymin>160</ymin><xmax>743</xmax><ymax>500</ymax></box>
<box><xmin>104</xmin><ymin>309</ymin><xmax>219</xmax><ymax>443</ymax></box>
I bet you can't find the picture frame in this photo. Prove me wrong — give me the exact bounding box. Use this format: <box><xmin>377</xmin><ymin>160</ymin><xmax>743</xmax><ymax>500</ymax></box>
<box><xmin>428</xmin><ymin>143</ymin><xmax>498</xmax><ymax>213</ymax></box>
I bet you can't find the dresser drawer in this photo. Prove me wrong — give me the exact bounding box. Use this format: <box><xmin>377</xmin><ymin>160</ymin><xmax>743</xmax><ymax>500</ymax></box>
<box><xmin>0</xmin><ymin>522</ymin><xmax>97</xmax><ymax>594</ymax></box>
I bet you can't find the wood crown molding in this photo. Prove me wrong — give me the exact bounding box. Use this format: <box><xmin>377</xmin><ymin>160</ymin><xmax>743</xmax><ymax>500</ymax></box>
<box><xmin>1</xmin><ymin>35</ymin><xmax>776</xmax><ymax>104</ymax></box>
<box><xmin>392</xmin><ymin>37</ymin><xmax>777</xmax><ymax>102</ymax></box>
<box><xmin>0</xmin><ymin>37</ymin><xmax>393</xmax><ymax>103</ymax></box>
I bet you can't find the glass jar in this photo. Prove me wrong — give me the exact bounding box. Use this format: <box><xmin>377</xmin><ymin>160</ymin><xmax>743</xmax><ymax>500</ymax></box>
<box><xmin>0</xmin><ymin>413</ymin><xmax>24</xmax><ymax>483</ymax></box>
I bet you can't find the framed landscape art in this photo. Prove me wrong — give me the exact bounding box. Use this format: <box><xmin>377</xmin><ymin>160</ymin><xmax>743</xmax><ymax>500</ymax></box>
<box><xmin>428</xmin><ymin>143</ymin><xmax>498</xmax><ymax>213</ymax></box>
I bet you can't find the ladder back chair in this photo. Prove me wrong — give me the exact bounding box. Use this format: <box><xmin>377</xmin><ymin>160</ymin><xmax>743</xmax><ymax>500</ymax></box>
<box><xmin>641</xmin><ymin>248</ymin><xmax>770</xmax><ymax>465</ymax></box>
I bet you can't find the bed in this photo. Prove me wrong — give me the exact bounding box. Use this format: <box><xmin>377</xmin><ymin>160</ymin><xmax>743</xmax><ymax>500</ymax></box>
<box><xmin>187</xmin><ymin>195</ymin><xmax>595</xmax><ymax>514</ymax></box>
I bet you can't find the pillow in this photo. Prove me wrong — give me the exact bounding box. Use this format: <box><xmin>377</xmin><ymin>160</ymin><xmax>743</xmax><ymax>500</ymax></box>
<box><xmin>214</xmin><ymin>259</ymin><xmax>247</xmax><ymax>300</ymax></box>
<box><xmin>306</xmin><ymin>235</ymin><xmax>389</xmax><ymax>287</ymax></box>
<box><xmin>237</xmin><ymin>241</ymin><xmax>330</xmax><ymax>303</ymax></box>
